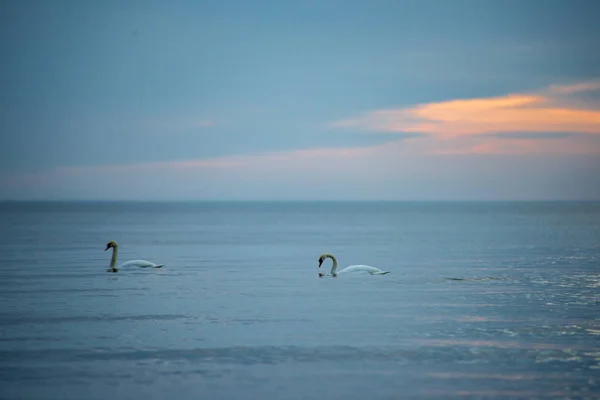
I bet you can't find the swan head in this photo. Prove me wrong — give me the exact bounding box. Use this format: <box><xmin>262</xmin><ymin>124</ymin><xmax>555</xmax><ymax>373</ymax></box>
<box><xmin>105</xmin><ymin>240</ymin><xmax>117</xmax><ymax>251</ymax></box>
<box><xmin>318</xmin><ymin>254</ymin><xmax>327</xmax><ymax>268</ymax></box>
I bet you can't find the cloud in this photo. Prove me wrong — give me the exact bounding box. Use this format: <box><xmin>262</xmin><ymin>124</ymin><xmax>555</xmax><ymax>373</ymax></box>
<box><xmin>139</xmin><ymin>118</ymin><xmax>214</xmax><ymax>134</ymax></box>
<box><xmin>0</xmin><ymin>144</ymin><xmax>376</xmax><ymax>191</ymax></box>
<box><xmin>489</xmin><ymin>132</ymin><xmax>574</xmax><ymax>139</ymax></box>
<box><xmin>71</xmin><ymin>145</ymin><xmax>375</xmax><ymax>175</ymax></box>
<box><xmin>546</xmin><ymin>81</ymin><xmax>600</xmax><ymax>95</ymax></box>
<box><xmin>2</xmin><ymin>141</ymin><xmax>600</xmax><ymax>200</ymax></box>
<box><xmin>329</xmin><ymin>80</ymin><xmax>600</xmax><ymax>143</ymax></box>
<box><xmin>3</xmin><ymin>80</ymin><xmax>600</xmax><ymax>200</ymax></box>
<box><xmin>192</xmin><ymin>120</ymin><xmax>214</xmax><ymax>128</ymax></box>
<box><xmin>428</xmin><ymin>135</ymin><xmax>600</xmax><ymax>155</ymax></box>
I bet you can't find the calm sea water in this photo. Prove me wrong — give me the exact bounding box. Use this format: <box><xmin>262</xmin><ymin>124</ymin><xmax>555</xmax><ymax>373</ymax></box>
<box><xmin>0</xmin><ymin>201</ymin><xmax>599</xmax><ymax>399</ymax></box>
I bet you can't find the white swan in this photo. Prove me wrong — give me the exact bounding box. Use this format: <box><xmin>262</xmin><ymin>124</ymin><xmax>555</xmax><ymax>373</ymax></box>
<box><xmin>104</xmin><ymin>240</ymin><xmax>163</xmax><ymax>273</ymax></box>
<box><xmin>317</xmin><ymin>253</ymin><xmax>390</xmax><ymax>278</ymax></box>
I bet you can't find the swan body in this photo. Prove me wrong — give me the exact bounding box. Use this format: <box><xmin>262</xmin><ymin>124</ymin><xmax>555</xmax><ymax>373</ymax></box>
<box><xmin>105</xmin><ymin>241</ymin><xmax>163</xmax><ymax>273</ymax></box>
<box><xmin>116</xmin><ymin>260</ymin><xmax>163</xmax><ymax>269</ymax></box>
<box><xmin>317</xmin><ymin>253</ymin><xmax>390</xmax><ymax>277</ymax></box>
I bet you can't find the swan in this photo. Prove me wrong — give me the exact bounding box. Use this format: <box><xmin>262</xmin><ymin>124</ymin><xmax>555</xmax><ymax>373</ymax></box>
<box><xmin>104</xmin><ymin>240</ymin><xmax>163</xmax><ymax>273</ymax></box>
<box><xmin>317</xmin><ymin>253</ymin><xmax>390</xmax><ymax>278</ymax></box>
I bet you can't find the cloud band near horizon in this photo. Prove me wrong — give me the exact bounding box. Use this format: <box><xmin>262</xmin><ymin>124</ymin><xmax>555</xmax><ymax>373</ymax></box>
<box><xmin>1</xmin><ymin>80</ymin><xmax>600</xmax><ymax>200</ymax></box>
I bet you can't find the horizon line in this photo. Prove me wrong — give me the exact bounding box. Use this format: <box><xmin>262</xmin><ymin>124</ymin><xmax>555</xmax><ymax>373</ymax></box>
<box><xmin>1</xmin><ymin>199</ymin><xmax>599</xmax><ymax>203</ymax></box>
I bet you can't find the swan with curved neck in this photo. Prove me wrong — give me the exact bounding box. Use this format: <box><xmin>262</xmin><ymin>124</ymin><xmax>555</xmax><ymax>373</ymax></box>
<box><xmin>317</xmin><ymin>253</ymin><xmax>390</xmax><ymax>277</ymax></box>
<box><xmin>105</xmin><ymin>240</ymin><xmax>163</xmax><ymax>273</ymax></box>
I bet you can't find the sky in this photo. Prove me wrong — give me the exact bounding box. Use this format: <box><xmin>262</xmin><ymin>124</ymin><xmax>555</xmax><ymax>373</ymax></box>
<box><xmin>1</xmin><ymin>0</ymin><xmax>599</xmax><ymax>201</ymax></box>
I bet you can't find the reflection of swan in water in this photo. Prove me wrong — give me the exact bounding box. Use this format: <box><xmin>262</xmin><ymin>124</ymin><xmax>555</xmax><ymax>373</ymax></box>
<box><xmin>317</xmin><ymin>253</ymin><xmax>390</xmax><ymax>278</ymax></box>
<box><xmin>105</xmin><ymin>240</ymin><xmax>164</xmax><ymax>273</ymax></box>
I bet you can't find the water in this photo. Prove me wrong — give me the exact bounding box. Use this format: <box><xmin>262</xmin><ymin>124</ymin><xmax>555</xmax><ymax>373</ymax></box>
<box><xmin>0</xmin><ymin>201</ymin><xmax>599</xmax><ymax>399</ymax></box>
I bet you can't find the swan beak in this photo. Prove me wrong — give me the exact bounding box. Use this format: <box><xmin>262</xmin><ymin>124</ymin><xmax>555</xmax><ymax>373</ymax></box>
<box><xmin>318</xmin><ymin>260</ymin><xmax>322</xmax><ymax>268</ymax></box>
<box><xmin>104</xmin><ymin>245</ymin><xmax>110</xmax><ymax>251</ymax></box>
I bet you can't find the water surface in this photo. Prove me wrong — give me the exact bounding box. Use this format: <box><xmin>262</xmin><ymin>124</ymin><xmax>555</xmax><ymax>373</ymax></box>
<box><xmin>0</xmin><ymin>201</ymin><xmax>599</xmax><ymax>399</ymax></box>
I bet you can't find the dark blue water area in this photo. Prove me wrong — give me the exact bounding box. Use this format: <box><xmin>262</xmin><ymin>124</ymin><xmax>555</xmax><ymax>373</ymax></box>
<box><xmin>0</xmin><ymin>201</ymin><xmax>599</xmax><ymax>399</ymax></box>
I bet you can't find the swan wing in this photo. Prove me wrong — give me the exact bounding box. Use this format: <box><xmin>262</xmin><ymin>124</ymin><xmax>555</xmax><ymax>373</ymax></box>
<box><xmin>118</xmin><ymin>260</ymin><xmax>164</xmax><ymax>269</ymax></box>
<box><xmin>337</xmin><ymin>265</ymin><xmax>390</xmax><ymax>275</ymax></box>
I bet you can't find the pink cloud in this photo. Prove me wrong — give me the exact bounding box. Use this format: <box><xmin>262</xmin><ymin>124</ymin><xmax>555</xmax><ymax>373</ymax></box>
<box><xmin>0</xmin><ymin>144</ymin><xmax>378</xmax><ymax>190</ymax></box>
<box><xmin>3</xmin><ymin>140</ymin><xmax>598</xmax><ymax>200</ymax></box>
<box><xmin>428</xmin><ymin>135</ymin><xmax>600</xmax><ymax>155</ymax></box>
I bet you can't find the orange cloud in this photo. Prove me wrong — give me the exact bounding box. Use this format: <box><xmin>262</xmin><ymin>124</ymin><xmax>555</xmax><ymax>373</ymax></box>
<box><xmin>330</xmin><ymin>80</ymin><xmax>600</xmax><ymax>140</ymax></box>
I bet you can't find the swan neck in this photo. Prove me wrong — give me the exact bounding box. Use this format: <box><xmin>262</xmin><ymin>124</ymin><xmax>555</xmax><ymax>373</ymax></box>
<box><xmin>110</xmin><ymin>245</ymin><xmax>118</xmax><ymax>268</ymax></box>
<box><xmin>328</xmin><ymin>254</ymin><xmax>338</xmax><ymax>275</ymax></box>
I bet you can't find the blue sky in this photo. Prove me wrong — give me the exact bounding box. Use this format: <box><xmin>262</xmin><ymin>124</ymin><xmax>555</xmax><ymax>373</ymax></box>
<box><xmin>1</xmin><ymin>0</ymin><xmax>599</xmax><ymax>200</ymax></box>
